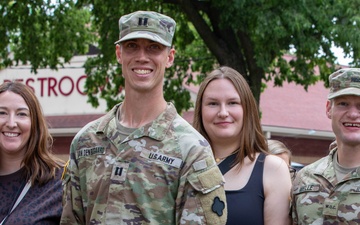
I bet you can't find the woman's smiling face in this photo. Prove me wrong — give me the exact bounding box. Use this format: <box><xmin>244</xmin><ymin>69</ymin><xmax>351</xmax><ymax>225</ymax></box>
<box><xmin>0</xmin><ymin>91</ymin><xmax>31</xmax><ymax>157</ymax></box>
<box><xmin>201</xmin><ymin>78</ymin><xmax>244</xmax><ymax>144</ymax></box>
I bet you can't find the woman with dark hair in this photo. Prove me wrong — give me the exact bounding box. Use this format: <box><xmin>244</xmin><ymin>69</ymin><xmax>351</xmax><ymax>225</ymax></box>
<box><xmin>0</xmin><ymin>81</ymin><xmax>64</xmax><ymax>224</ymax></box>
<box><xmin>193</xmin><ymin>66</ymin><xmax>292</xmax><ymax>225</ymax></box>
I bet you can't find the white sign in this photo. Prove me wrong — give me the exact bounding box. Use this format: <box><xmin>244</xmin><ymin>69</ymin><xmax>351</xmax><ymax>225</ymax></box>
<box><xmin>0</xmin><ymin>56</ymin><xmax>107</xmax><ymax>116</ymax></box>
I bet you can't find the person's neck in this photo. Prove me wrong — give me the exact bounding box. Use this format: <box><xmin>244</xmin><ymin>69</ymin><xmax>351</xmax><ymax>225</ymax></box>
<box><xmin>336</xmin><ymin>143</ymin><xmax>360</xmax><ymax>168</ymax></box>
<box><xmin>0</xmin><ymin>154</ymin><xmax>23</xmax><ymax>176</ymax></box>
<box><xmin>211</xmin><ymin>142</ymin><xmax>240</xmax><ymax>162</ymax></box>
<box><xmin>120</xmin><ymin>92</ymin><xmax>167</xmax><ymax>128</ymax></box>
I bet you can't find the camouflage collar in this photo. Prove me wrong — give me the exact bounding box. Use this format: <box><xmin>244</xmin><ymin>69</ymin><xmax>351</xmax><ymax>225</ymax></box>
<box><xmin>96</xmin><ymin>102</ymin><xmax>177</xmax><ymax>141</ymax></box>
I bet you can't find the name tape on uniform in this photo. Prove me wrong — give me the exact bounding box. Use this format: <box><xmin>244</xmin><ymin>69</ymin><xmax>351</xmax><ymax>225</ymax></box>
<box><xmin>141</xmin><ymin>150</ymin><xmax>183</xmax><ymax>168</ymax></box>
<box><xmin>77</xmin><ymin>146</ymin><xmax>105</xmax><ymax>158</ymax></box>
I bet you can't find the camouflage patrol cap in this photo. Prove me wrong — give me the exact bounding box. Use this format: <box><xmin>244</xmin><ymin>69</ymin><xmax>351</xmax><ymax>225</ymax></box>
<box><xmin>114</xmin><ymin>11</ymin><xmax>176</xmax><ymax>47</ymax></box>
<box><xmin>328</xmin><ymin>68</ymin><xmax>360</xmax><ymax>99</ymax></box>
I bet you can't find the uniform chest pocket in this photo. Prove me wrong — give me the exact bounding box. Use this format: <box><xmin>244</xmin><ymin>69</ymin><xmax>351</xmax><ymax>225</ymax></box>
<box><xmin>336</xmin><ymin>186</ymin><xmax>360</xmax><ymax>211</ymax></box>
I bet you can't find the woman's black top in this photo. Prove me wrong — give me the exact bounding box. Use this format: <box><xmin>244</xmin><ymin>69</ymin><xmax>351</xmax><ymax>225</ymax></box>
<box><xmin>225</xmin><ymin>153</ymin><xmax>266</xmax><ymax>225</ymax></box>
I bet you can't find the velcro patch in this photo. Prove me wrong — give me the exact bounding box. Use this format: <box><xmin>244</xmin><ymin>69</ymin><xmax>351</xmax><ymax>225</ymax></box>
<box><xmin>323</xmin><ymin>198</ymin><xmax>339</xmax><ymax>217</ymax></box>
<box><xmin>140</xmin><ymin>149</ymin><xmax>183</xmax><ymax>168</ymax></box>
<box><xmin>350</xmin><ymin>186</ymin><xmax>360</xmax><ymax>193</ymax></box>
<box><xmin>110</xmin><ymin>161</ymin><xmax>129</xmax><ymax>183</ymax></box>
<box><xmin>77</xmin><ymin>146</ymin><xmax>105</xmax><ymax>158</ymax></box>
<box><xmin>193</xmin><ymin>159</ymin><xmax>207</xmax><ymax>171</ymax></box>
<box><xmin>294</xmin><ymin>184</ymin><xmax>320</xmax><ymax>194</ymax></box>
<box><xmin>211</xmin><ymin>196</ymin><xmax>225</xmax><ymax>216</ymax></box>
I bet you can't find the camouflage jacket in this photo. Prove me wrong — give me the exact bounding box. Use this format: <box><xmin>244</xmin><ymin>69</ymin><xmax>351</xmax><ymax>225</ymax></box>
<box><xmin>292</xmin><ymin>148</ymin><xmax>360</xmax><ymax>225</ymax></box>
<box><xmin>60</xmin><ymin>103</ymin><xmax>227</xmax><ymax>225</ymax></box>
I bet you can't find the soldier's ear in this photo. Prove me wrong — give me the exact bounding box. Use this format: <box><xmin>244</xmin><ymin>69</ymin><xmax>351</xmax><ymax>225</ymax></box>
<box><xmin>326</xmin><ymin>100</ymin><xmax>332</xmax><ymax>119</ymax></box>
<box><xmin>116</xmin><ymin>45</ymin><xmax>122</xmax><ymax>64</ymax></box>
<box><xmin>166</xmin><ymin>48</ymin><xmax>175</xmax><ymax>68</ymax></box>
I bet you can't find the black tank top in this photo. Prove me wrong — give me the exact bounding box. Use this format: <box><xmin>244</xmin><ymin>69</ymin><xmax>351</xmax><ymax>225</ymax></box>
<box><xmin>225</xmin><ymin>153</ymin><xmax>265</xmax><ymax>225</ymax></box>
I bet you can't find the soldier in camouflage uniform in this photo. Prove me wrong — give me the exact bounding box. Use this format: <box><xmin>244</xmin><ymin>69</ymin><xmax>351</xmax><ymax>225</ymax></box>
<box><xmin>60</xmin><ymin>11</ymin><xmax>227</xmax><ymax>225</ymax></box>
<box><xmin>292</xmin><ymin>68</ymin><xmax>360</xmax><ymax>224</ymax></box>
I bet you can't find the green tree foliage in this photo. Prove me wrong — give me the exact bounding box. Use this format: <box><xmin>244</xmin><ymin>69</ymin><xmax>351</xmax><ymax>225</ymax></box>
<box><xmin>0</xmin><ymin>0</ymin><xmax>93</xmax><ymax>72</ymax></box>
<box><xmin>2</xmin><ymin>0</ymin><xmax>360</xmax><ymax>114</ymax></box>
<box><xmin>174</xmin><ymin>0</ymin><xmax>360</xmax><ymax>102</ymax></box>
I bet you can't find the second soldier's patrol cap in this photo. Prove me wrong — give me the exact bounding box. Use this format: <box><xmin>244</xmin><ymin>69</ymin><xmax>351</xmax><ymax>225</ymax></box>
<box><xmin>114</xmin><ymin>11</ymin><xmax>176</xmax><ymax>47</ymax></box>
<box><xmin>328</xmin><ymin>68</ymin><xmax>360</xmax><ymax>99</ymax></box>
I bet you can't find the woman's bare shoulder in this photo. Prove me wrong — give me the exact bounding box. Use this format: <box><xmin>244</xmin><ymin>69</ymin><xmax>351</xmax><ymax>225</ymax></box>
<box><xmin>264</xmin><ymin>154</ymin><xmax>289</xmax><ymax>173</ymax></box>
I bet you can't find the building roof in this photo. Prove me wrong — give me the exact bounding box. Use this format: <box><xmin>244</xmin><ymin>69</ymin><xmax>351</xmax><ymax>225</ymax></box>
<box><xmin>46</xmin><ymin>114</ymin><xmax>103</xmax><ymax>136</ymax></box>
<box><xmin>260</xmin><ymin>79</ymin><xmax>334</xmax><ymax>139</ymax></box>
<box><xmin>261</xmin><ymin>79</ymin><xmax>331</xmax><ymax>131</ymax></box>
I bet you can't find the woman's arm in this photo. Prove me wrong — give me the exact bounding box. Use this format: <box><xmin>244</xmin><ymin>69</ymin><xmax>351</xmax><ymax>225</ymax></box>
<box><xmin>263</xmin><ymin>155</ymin><xmax>292</xmax><ymax>225</ymax></box>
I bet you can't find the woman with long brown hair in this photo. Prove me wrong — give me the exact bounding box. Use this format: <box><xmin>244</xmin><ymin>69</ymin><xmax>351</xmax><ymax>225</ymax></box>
<box><xmin>0</xmin><ymin>81</ymin><xmax>64</xmax><ymax>224</ymax></box>
<box><xmin>193</xmin><ymin>66</ymin><xmax>291</xmax><ymax>225</ymax></box>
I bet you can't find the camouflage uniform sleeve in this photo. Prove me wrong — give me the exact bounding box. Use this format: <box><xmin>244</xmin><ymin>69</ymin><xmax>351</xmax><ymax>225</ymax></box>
<box><xmin>291</xmin><ymin>185</ymin><xmax>299</xmax><ymax>225</ymax></box>
<box><xmin>60</xmin><ymin>139</ymin><xmax>86</xmax><ymax>225</ymax></box>
<box><xmin>176</xmin><ymin>149</ymin><xmax>227</xmax><ymax>225</ymax></box>
<box><xmin>291</xmin><ymin>159</ymin><xmax>324</xmax><ymax>225</ymax></box>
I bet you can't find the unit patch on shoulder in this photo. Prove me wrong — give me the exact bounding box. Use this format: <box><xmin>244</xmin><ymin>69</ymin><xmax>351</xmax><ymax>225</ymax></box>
<box><xmin>211</xmin><ymin>196</ymin><xmax>225</xmax><ymax>216</ymax></box>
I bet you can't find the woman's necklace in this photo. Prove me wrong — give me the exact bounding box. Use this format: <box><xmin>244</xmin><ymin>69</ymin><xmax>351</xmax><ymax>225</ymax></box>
<box><xmin>215</xmin><ymin>150</ymin><xmax>239</xmax><ymax>163</ymax></box>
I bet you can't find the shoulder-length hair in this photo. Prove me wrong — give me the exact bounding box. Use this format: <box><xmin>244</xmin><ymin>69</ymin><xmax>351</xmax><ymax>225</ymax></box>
<box><xmin>193</xmin><ymin>66</ymin><xmax>268</xmax><ymax>164</ymax></box>
<box><xmin>267</xmin><ymin>139</ymin><xmax>292</xmax><ymax>164</ymax></box>
<box><xmin>0</xmin><ymin>81</ymin><xmax>63</xmax><ymax>185</ymax></box>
